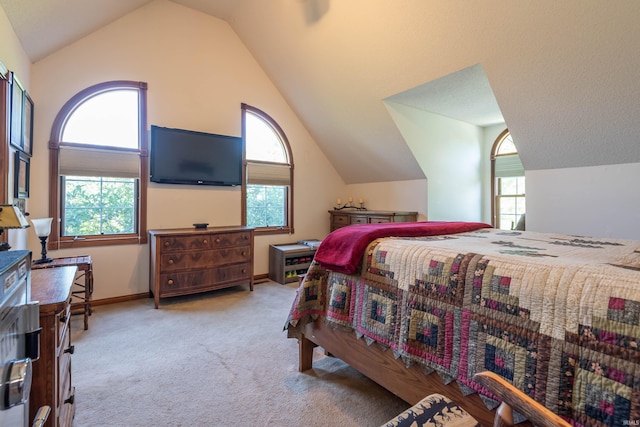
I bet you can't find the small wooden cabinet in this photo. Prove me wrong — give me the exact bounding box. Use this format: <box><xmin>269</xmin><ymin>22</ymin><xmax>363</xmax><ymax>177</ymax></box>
<box><xmin>269</xmin><ymin>244</ymin><xmax>317</xmax><ymax>284</ymax></box>
<box><xmin>329</xmin><ymin>210</ymin><xmax>418</xmax><ymax>231</ymax></box>
<box><xmin>149</xmin><ymin>226</ymin><xmax>254</xmax><ymax>308</ymax></box>
<box><xmin>30</xmin><ymin>266</ymin><xmax>77</xmax><ymax>427</ymax></box>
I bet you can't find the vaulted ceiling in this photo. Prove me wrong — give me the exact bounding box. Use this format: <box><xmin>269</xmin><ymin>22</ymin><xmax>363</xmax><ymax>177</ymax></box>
<box><xmin>2</xmin><ymin>0</ymin><xmax>640</xmax><ymax>184</ymax></box>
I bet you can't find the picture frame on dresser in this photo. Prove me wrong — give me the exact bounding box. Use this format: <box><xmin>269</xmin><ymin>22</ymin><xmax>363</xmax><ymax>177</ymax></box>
<box><xmin>14</xmin><ymin>151</ymin><xmax>30</xmax><ymax>198</ymax></box>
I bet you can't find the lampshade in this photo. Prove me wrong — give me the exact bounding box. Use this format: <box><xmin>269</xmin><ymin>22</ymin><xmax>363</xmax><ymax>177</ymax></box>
<box><xmin>0</xmin><ymin>205</ymin><xmax>30</xmax><ymax>229</ymax></box>
<box><xmin>31</xmin><ymin>218</ymin><xmax>53</xmax><ymax>237</ymax></box>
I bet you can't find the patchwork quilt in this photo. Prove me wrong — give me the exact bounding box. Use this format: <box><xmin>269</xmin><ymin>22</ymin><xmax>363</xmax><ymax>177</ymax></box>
<box><xmin>286</xmin><ymin>228</ymin><xmax>640</xmax><ymax>426</ymax></box>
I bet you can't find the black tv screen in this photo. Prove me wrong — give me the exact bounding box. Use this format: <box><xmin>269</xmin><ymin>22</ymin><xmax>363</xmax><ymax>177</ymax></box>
<box><xmin>150</xmin><ymin>125</ymin><xmax>243</xmax><ymax>186</ymax></box>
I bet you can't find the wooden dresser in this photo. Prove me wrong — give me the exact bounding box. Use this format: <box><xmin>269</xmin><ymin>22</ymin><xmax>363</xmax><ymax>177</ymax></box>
<box><xmin>149</xmin><ymin>226</ymin><xmax>254</xmax><ymax>308</ymax></box>
<box><xmin>329</xmin><ymin>210</ymin><xmax>418</xmax><ymax>231</ymax></box>
<box><xmin>30</xmin><ymin>266</ymin><xmax>77</xmax><ymax>427</ymax></box>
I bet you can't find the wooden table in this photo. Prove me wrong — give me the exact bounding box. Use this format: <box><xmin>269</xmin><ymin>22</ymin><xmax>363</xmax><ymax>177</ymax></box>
<box><xmin>32</xmin><ymin>255</ymin><xmax>93</xmax><ymax>330</ymax></box>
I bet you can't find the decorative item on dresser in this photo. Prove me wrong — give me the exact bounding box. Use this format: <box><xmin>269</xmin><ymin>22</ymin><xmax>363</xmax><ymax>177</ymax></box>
<box><xmin>29</xmin><ymin>266</ymin><xmax>77</xmax><ymax>427</ymax></box>
<box><xmin>328</xmin><ymin>210</ymin><xmax>418</xmax><ymax>232</ymax></box>
<box><xmin>148</xmin><ymin>226</ymin><xmax>254</xmax><ymax>308</ymax></box>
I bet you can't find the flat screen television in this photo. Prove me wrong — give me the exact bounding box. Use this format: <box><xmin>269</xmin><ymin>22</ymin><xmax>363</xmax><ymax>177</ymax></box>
<box><xmin>150</xmin><ymin>125</ymin><xmax>243</xmax><ymax>186</ymax></box>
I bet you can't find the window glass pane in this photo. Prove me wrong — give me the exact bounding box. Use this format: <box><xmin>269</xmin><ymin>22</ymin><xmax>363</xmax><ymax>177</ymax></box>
<box><xmin>62</xmin><ymin>90</ymin><xmax>139</xmax><ymax>149</ymax></box>
<box><xmin>496</xmin><ymin>133</ymin><xmax>517</xmax><ymax>155</ymax></box>
<box><xmin>498</xmin><ymin>177</ymin><xmax>525</xmax><ymax>195</ymax></box>
<box><xmin>246</xmin><ymin>184</ymin><xmax>286</xmax><ymax>228</ymax></box>
<box><xmin>497</xmin><ymin>195</ymin><xmax>525</xmax><ymax>230</ymax></box>
<box><xmin>245</xmin><ymin>112</ymin><xmax>286</xmax><ymax>162</ymax></box>
<box><xmin>63</xmin><ymin>176</ymin><xmax>136</xmax><ymax>236</ymax></box>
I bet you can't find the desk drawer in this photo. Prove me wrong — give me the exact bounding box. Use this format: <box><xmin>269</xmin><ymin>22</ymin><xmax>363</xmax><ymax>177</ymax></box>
<box><xmin>56</xmin><ymin>302</ymin><xmax>71</xmax><ymax>351</ymax></box>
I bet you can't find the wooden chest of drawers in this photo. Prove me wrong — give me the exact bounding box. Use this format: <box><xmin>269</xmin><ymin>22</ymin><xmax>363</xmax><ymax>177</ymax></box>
<box><xmin>30</xmin><ymin>266</ymin><xmax>77</xmax><ymax>427</ymax></box>
<box><xmin>149</xmin><ymin>226</ymin><xmax>254</xmax><ymax>308</ymax></box>
<box><xmin>329</xmin><ymin>210</ymin><xmax>418</xmax><ymax>231</ymax></box>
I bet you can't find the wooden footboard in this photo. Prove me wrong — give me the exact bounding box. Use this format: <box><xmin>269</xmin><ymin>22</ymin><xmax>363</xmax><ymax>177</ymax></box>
<box><xmin>300</xmin><ymin>319</ymin><xmax>498</xmax><ymax>427</ymax></box>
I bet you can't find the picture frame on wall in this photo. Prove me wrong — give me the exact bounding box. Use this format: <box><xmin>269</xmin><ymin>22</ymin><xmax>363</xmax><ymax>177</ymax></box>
<box><xmin>14</xmin><ymin>151</ymin><xmax>30</xmax><ymax>199</ymax></box>
<box><xmin>22</xmin><ymin>93</ymin><xmax>33</xmax><ymax>156</ymax></box>
<box><xmin>9</xmin><ymin>72</ymin><xmax>24</xmax><ymax>151</ymax></box>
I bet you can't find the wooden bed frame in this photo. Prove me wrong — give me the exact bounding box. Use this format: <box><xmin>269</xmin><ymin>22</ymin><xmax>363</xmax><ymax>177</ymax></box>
<box><xmin>298</xmin><ymin>319</ymin><xmax>501</xmax><ymax>426</ymax></box>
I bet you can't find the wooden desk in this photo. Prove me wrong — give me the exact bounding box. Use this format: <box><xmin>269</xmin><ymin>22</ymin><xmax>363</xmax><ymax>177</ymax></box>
<box><xmin>30</xmin><ymin>266</ymin><xmax>77</xmax><ymax>427</ymax></box>
<box><xmin>32</xmin><ymin>255</ymin><xmax>93</xmax><ymax>330</ymax></box>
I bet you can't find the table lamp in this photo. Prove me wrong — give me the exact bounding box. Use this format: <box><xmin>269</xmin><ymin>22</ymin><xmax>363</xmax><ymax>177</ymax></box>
<box><xmin>0</xmin><ymin>204</ymin><xmax>30</xmax><ymax>251</ymax></box>
<box><xmin>31</xmin><ymin>217</ymin><xmax>53</xmax><ymax>264</ymax></box>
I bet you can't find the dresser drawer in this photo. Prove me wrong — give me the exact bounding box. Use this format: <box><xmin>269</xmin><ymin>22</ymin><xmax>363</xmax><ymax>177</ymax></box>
<box><xmin>349</xmin><ymin>215</ymin><xmax>368</xmax><ymax>225</ymax></box>
<box><xmin>331</xmin><ymin>214</ymin><xmax>349</xmax><ymax>227</ymax></box>
<box><xmin>160</xmin><ymin>247</ymin><xmax>252</xmax><ymax>272</ymax></box>
<box><xmin>368</xmin><ymin>216</ymin><xmax>391</xmax><ymax>224</ymax></box>
<box><xmin>209</xmin><ymin>231</ymin><xmax>252</xmax><ymax>248</ymax></box>
<box><xmin>160</xmin><ymin>235</ymin><xmax>212</xmax><ymax>252</ymax></box>
<box><xmin>159</xmin><ymin>262</ymin><xmax>252</xmax><ymax>293</ymax></box>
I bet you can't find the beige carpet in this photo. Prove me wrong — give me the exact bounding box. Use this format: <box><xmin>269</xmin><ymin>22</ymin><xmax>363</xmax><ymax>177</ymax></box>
<box><xmin>70</xmin><ymin>281</ymin><xmax>409</xmax><ymax>426</ymax></box>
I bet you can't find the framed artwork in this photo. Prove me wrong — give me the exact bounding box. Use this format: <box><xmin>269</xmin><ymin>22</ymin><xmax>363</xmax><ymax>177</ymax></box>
<box><xmin>22</xmin><ymin>93</ymin><xmax>33</xmax><ymax>156</ymax></box>
<box><xmin>14</xmin><ymin>151</ymin><xmax>30</xmax><ymax>199</ymax></box>
<box><xmin>9</xmin><ymin>72</ymin><xmax>24</xmax><ymax>151</ymax></box>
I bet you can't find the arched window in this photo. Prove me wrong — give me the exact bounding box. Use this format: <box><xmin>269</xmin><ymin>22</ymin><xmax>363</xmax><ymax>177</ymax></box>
<box><xmin>241</xmin><ymin>103</ymin><xmax>294</xmax><ymax>234</ymax></box>
<box><xmin>491</xmin><ymin>129</ymin><xmax>525</xmax><ymax>230</ymax></box>
<box><xmin>48</xmin><ymin>81</ymin><xmax>148</xmax><ymax>248</ymax></box>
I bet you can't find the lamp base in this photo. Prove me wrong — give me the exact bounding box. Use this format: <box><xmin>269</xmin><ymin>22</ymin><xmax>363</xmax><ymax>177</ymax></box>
<box><xmin>36</xmin><ymin>236</ymin><xmax>51</xmax><ymax>264</ymax></box>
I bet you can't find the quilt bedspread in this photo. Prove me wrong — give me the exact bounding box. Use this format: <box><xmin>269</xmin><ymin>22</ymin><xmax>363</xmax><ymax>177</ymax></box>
<box><xmin>285</xmin><ymin>228</ymin><xmax>640</xmax><ymax>426</ymax></box>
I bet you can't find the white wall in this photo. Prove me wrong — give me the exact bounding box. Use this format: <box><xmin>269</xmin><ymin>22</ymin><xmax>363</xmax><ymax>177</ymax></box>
<box><xmin>527</xmin><ymin>163</ymin><xmax>640</xmax><ymax>240</ymax></box>
<box><xmin>343</xmin><ymin>180</ymin><xmax>428</xmax><ymax>221</ymax></box>
<box><xmin>385</xmin><ymin>101</ymin><xmax>484</xmax><ymax>222</ymax></box>
<box><xmin>0</xmin><ymin>7</ymin><xmax>32</xmax><ymax>252</ymax></box>
<box><xmin>24</xmin><ymin>0</ymin><xmax>345</xmax><ymax>300</ymax></box>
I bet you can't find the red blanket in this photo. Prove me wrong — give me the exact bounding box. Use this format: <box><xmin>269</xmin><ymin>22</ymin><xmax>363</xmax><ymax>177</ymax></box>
<box><xmin>314</xmin><ymin>221</ymin><xmax>492</xmax><ymax>274</ymax></box>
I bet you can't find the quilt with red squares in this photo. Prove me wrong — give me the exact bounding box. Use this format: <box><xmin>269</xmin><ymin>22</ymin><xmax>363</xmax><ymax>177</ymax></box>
<box><xmin>286</xmin><ymin>228</ymin><xmax>640</xmax><ymax>426</ymax></box>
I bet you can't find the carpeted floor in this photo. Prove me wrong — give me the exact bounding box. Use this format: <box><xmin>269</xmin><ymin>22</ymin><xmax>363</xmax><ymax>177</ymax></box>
<box><xmin>69</xmin><ymin>281</ymin><xmax>408</xmax><ymax>426</ymax></box>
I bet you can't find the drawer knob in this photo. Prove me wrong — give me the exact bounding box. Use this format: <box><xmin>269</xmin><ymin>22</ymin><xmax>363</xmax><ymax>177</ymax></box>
<box><xmin>167</xmin><ymin>279</ymin><xmax>174</xmax><ymax>285</ymax></box>
<box><xmin>215</xmin><ymin>238</ymin><xmax>220</xmax><ymax>243</ymax></box>
<box><xmin>64</xmin><ymin>345</ymin><xmax>75</xmax><ymax>355</ymax></box>
<box><xmin>242</xmin><ymin>269</ymin><xmax>246</xmax><ymax>273</ymax></box>
<box><xmin>163</xmin><ymin>241</ymin><xmax>170</xmax><ymax>247</ymax></box>
<box><xmin>241</xmin><ymin>251</ymin><xmax>246</xmax><ymax>256</ymax></box>
<box><xmin>64</xmin><ymin>395</ymin><xmax>75</xmax><ymax>405</ymax></box>
<box><xmin>203</xmin><ymin>239</ymin><xmax>208</xmax><ymax>244</ymax></box>
<box><xmin>168</xmin><ymin>259</ymin><xmax>174</xmax><ymax>265</ymax></box>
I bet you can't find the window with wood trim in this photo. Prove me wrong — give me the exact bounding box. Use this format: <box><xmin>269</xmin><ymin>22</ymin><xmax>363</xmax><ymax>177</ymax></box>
<box><xmin>48</xmin><ymin>81</ymin><xmax>148</xmax><ymax>249</ymax></box>
<box><xmin>241</xmin><ymin>103</ymin><xmax>294</xmax><ymax>235</ymax></box>
<box><xmin>491</xmin><ymin>130</ymin><xmax>525</xmax><ymax>230</ymax></box>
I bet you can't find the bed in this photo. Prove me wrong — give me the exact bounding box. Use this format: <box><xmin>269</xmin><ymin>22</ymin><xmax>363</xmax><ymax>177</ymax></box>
<box><xmin>285</xmin><ymin>221</ymin><xmax>640</xmax><ymax>426</ymax></box>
